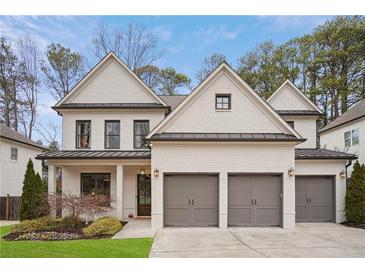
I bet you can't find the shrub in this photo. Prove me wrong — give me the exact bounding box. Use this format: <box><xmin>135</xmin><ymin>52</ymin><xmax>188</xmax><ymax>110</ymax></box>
<box><xmin>60</xmin><ymin>216</ymin><xmax>84</xmax><ymax>229</ymax></box>
<box><xmin>345</xmin><ymin>161</ymin><xmax>365</xmax><ymax>223</ymax></box>
<box><xmin>20</xmin><ymin>159</ymin><xmax>49</xmax><ymax>220</ymax></box>
<box><xmin>82</xmin><ymin>217</ymin><xmax>122</xmax><ymax>238</ymax></box>
<box><xmin>12</xmin><ymin>216</ymin><xmax>58</xmax><ymax>233</ymax></box>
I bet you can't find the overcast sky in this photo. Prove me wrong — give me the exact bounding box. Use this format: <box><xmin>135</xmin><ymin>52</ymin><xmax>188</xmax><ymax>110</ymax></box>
<box><xmin>0</xmin><ymin>15</ymin><xmax>334</xmax><ymax>145</ymax></box>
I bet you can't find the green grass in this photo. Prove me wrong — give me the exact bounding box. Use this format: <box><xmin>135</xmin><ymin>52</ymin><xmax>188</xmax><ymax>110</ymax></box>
<box><xmin>0</xmin><ymin>225</ymin><xmax>153</xmax><ymax>258</ymax></box>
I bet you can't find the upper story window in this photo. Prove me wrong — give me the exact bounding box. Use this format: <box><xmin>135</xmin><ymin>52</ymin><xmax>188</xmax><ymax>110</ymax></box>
<box><xmin>287</xmin><ymin>121</ymin><xmax>295</xmax><ymax>129</ymax></box>
<box><xmin>344</xmin><ymin>129</ymin><xmax>359</xmax><ymax>147</ymax></box>
<box><xmin>11</xmin><ymin>147</ymin><xmax>18</xmax><ymax>160</ymax></box>
<box><xmin>105</xmin><ymin>120</ymin><xmax>120</xmax><ymax>149</ymax></box>
<box><xmin>76</xmin><ymin>120</ymin><xmax>91</xmax><ymax>149</ymax></box>
<box><xmin>215</xmin><ymin>94</ymin><xmax>231</xmax><ymax>110</ymax></box>
<box><xmin>134</xmin><ymin>120</ymin><xmax>150</xmax><ymax>149</ymax></box>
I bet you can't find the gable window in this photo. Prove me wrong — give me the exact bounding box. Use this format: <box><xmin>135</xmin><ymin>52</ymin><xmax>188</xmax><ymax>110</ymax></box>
<box><xmin>215</xmin><ymin>94</ymin><xmax>231</xmax><ymax>110</ymax></box>
<box><xmin>76</xmin><ymin>120</ymin><xmax>91</xmax><ymax>149</ymax></box>
<box><xmin>105</xmin><ymin>120</ymin><xmax>120</xmax><ymax>149</ymax></box>
<box><xmin>134</xmin><ymin>120</ymin><xmax>150</xmax><ymax>149</ymax></box>
<box><xmin>344</xmin><ymin>129</ymin><xmax>360</xmax><ymax>147</ymax></box>
<box><xmin>11</xmin><ymin>147</ymin><xmax>18</xmax><ymax>160</ymax></box>
<box><xmin>81</xmin><ymin>173</ymin><xmax>111</xmax><ymax>197</ymax></box>
<box><xmin>287</xmin><ymin>121</ymin><xmax>295</xmax><ymax>129</ymax></box>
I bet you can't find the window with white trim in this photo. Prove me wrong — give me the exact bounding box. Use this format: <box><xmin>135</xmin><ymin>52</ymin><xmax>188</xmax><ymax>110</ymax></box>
<box><xmin>11</xmin><ymin>147</ymin><xmax>18</xmax><ymax>160</ymax></box>
<box><xmin>352</xmin><ymin>129</ymin><xmax>359</xmax><ymax>145</ymax></box>
<box><xmin>344</xmin><ymin>129</ymin><xmax>360</xmax><ymax>147</ymax></box>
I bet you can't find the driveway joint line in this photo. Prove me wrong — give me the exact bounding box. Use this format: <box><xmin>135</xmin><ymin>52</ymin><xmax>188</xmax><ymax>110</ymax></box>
<box><xmin>228</xmin><ymin>230</ymin><xmax>268</xmax><ymax>258</ymax></box>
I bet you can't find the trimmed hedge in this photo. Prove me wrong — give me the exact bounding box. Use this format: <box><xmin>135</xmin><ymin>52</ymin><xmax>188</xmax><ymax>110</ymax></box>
<box><xmin>11</xmin><ymin>216</ymin><xmax>59</xmax><ymax>233</ymax></box>
<box><xmin>82</xmin><ymin>217</ymin><xmax>122</xmax><ymax>238</ymax></box>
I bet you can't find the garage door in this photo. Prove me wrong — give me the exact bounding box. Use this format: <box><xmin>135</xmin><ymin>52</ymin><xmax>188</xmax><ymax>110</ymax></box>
<box><xmin>296</xmin><ymin>176</ymin><xmax>334</xmax><ymax>222</ymax></box>
<box><xmin>164</xmin><ymin>174</ymin><xmax>218</xmax><ymax>227</ymax></box>
<box><xmin>228</xmin><ymin>174</ymin><xmax>282</xmax><ymax>227</ymax></box>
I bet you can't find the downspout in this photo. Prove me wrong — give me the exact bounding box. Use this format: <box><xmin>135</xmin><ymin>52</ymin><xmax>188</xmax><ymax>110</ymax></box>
<box><xmin>345</xmin><ymin>159</ymin><xmax>352</xmax><ymax>190</ymax></box>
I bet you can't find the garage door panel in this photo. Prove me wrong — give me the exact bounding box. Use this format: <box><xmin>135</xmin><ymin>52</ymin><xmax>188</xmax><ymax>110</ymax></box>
<box><xmin>295</xmin><ymin>177</ymin><xmax>308</xmax><ymax>222</ymax></box>
<box><xmin>255</xmin><ymin>208</ymin><xmax>281</xmax><ymax>226</ymax></box>
<box><xmin>254</xmin><ymin>175</ymin><xmax>281</xmax><ymax>207</ymax></box>
<box><xmin>228</xmin><ymin>208</ymin><xmax>253</xmax><ymax>226</ymax></box>
<box><xmin>310</xmin><ymin>206</ymin><xmax>332</xmax><ymax>221</ymax></box>
<box><xmin>192</xmin><ymin>208</ymin><xmax>218</xmax><ymax>226</ymax></box>
<box><xmin>165</xmin><ymin>209</ymin><xmax>190</xmax><ymax>226</ymax></box>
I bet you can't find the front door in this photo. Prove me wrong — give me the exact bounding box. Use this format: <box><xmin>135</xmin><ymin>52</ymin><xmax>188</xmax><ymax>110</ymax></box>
<box><xmin>137</xmin><ymin>174</ymin><xmax>151</xmax><ymax>216</ymax></box>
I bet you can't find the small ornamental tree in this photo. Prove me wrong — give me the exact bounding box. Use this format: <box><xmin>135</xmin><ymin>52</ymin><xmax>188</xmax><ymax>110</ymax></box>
<box><xmin>345</xmin><ymin>161</ymin><xmax>365</xmax><ymax>223</ymax></box>
<box><xmin>20</xmin><ymin>159</ymin><xmax>49</xmax><ymax>220</ymax></box>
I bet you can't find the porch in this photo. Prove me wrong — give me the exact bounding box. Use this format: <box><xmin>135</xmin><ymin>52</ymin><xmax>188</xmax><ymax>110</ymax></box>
<box><xmin>47</xmin><ymin>158</ymin><xmax>152</xmax><ymax>221</ymax></box>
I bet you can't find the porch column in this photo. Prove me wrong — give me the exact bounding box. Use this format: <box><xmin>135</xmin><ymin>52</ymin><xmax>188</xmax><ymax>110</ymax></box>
<box><xmin>219</xmin><ymin>172</ymin><xmax>228</xmax><ymax>229</ymax></box>
<box><xmin>116</xmin><ymin>164</ymin><xmax>124</xmax><ymax>220</ymax></box>
<box><xmin>48</xmin><ymin>164</ymin><xmax>57</xmax><ymax>216</ymax></box>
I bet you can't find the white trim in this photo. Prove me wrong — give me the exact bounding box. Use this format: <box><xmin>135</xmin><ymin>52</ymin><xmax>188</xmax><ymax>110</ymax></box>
<box><xmin>267</xmin><ymin>79</ymin><xmax>322</xmax><ymax>112</ymax></box>
<box><xmin>54</xmin><ymin>52</ymin><xmax>167</xmax><ymax>107</ymax></box>
<box><xmin>147</xmin><ymin>62</ymin><xmax>302</xmax><ymax>139</ymax></box>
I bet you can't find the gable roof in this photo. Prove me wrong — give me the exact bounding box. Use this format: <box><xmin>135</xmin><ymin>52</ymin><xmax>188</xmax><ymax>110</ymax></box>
<box><xmin>54</xmin><ymin>52</ymin><xmax>167</xmax><ymax>107</ymax></box>
<box><xmin>319</xmin><ymin>99</ymin><xmax>365</xmax><ymax>134</ymax></box>
<box><xmin>147</xmin><ymin>62</ymin><xmax>302</xmax><ymax>140</ymax></box>
<box><xmin>159</xmin><ymin>95</ymin><xmax>187</xmax><ymax>111</ymax></box>
<box><xmin>267</xmin><ymin>80</ymin><xmax>322</xmax><ymax>113</ymax></box>
<box><xmin>0</xmin><ymin>124</ymin><xmax>44</xmax><ymax>150</ymax></box>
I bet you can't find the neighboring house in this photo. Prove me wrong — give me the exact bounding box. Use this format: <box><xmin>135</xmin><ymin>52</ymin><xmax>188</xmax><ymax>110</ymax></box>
<box><xmin>37</xmin><ymin>53</ymin><xmax>356</xmax><ymax>229</ymax></box>
<box><xmin>0</xmin><ymin>124</ymin><xmax>44</xmax><ymax>219</ymax></box>
<box><xmin>319</xmin><ymin>99</ymin><xmax>365</xmax><ymax>175</ymax></box>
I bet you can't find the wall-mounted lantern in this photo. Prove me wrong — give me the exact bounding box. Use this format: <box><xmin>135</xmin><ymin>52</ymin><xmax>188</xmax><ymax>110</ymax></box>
<box><xmin>288</xmin><ymin>167</ymin><xmax>295</xmax><ymax>177</ymax></box>
<box><xmin>339</xmin><ymin>170</ymin><xmax>346</xmax><ymax>179</ymax></box>
<box><xmin>154</xmin><ymin>168</ymin><xmax>160</xmax><ymax>177</ymax></box>
<box><xmin>140</xmin><ymin>168</ymin><xmax>145</xmax><ymax>175</ymax></box>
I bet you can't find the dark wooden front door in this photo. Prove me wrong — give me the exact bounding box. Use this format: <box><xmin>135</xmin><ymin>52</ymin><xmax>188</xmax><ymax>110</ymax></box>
<box><xmin>137</xmin><ymin>174</ymin><xmax>151</xmax><ymax>216</ymax></box>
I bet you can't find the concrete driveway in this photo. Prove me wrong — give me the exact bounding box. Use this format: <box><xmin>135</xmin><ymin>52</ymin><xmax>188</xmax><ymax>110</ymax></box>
<box><xmin>149</xmin><ymin>223</ymin><xmax>365</xmax><ymax>258</ymax></box>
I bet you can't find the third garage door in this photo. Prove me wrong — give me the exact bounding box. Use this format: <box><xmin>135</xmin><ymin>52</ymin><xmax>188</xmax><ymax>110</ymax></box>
<box><xmin>295</xmin><ymin>176</ymin><xmax>334</xmax><ymax>222</ymax></box>
<box><xmin>228</xmin><ymin>174</ymin><xmax>282</xmax><ymax>227</ymax></box>
<box><xmin>164</xmin><ymin>174</ymin><xmax>218</xmax><ymax>227</ymax></box>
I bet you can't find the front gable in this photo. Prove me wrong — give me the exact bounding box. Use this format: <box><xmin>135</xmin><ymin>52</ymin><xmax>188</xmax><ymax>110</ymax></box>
<box><xmin>55</xmin><ymin>53</ymin><xmax>165</xmax><ymax>106</ymax></box>
<box><xmin>267</xmin><ymin>80</ymin><xmax>320</xmax><ymax>112</ymax></box>
<box><xmin>148</xmin><ymin>63</ymin><xmax>301</xmax><ymax>138</ymax></box>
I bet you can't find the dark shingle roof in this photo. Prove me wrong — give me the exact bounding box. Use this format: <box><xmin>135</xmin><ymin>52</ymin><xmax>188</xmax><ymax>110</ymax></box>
<box><xmin>295</xmin><ymin>148</ymin><xmax>357</xmax><ymax>160</ymax></box>
<box><xmin>158</xmin><ymin>95</ymin><xmax>187</xmax><ymax>110</ymax></box>
<box><xmin>53</xmin><ymin>103</ymin><xmax>170</xmax><ymax>111</ymax></box>
<box><xmin>36</xmin><ymin>150</ymin><xmax>151</xmax><ymax>160</ymax></box>
<box><xmin>319</xmin><ymin>99</ymin><xmax>365</xmax><ymax>133</ymax></box>
<box><xmin>147</xmin><ymin>132</ymin><xmax>305</xmax><ymax>142</ymax></box>
<box><xmin>0</xmin><ymin>124</ymin><xmax>44</xmax><ymax>149</ymax></box>
<box><xmin>276</xmin><ymin>110</ymin><xmax>323</xmax><ymax>116</ymax></box>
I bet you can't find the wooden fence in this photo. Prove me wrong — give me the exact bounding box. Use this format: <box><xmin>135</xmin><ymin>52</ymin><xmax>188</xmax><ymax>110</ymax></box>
<box><xmin>0</xmin><ymin>195</ymin><xmax>21</xmax><ymax>220</ymax></box>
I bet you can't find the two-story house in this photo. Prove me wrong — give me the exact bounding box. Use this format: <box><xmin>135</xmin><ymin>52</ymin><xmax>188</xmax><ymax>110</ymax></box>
<box><xmin>319</xmin><ymin>99</ymin><xmax>365</xmax><ymax>175</ymax></box>
<box><xmin>37</xmin><ymin>52</ymin><xmax>356</xmax><ymax>229</ymax></box>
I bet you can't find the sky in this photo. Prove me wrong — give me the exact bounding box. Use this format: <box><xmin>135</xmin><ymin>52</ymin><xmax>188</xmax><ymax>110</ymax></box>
<box><xmin>0</xmin><ymin>15</ymin><xmax>334</xmax><ymax>145</ymax></box>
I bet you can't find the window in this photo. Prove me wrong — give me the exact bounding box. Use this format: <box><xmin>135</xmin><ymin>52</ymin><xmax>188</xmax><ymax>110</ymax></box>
<box><xmin>11</xmin><ymin>147</ymin><xmax>18</xmax><ymax>160</ymax></box>
<box><xmin>215</xmin><ymin>94</ymin><xmax>231</xmax><ymax>110</ymax></box>
<box><xmin>134</xmin><ymin>120</ymin><xmax>150</xmax><ymax>149</ymax></box>
<box><xmin>344</xmin><ymin>129</ymin><xmax>360</xmax><ymax>147</ymax></box>
<box><xmin>76</xmin><ymin>120</ymin><xmax>91</xmax><ymax>149</ymax></box>
<box><xmin>352</xmin><ymin>129</ymin><xmax>359</xmax><ymax>145</ymax></box>
<box><xmin>287</xmin><ymin>121</ymin><xmax>295</xmax><ymax>129</ymax></box>
<box><xmin>105</xmin><ymin>120</ymin><xmax>120</xmax><ymax>149</ymax></box>
<box><xmin>81</xmin><ymin>173</ymin><xmax>111</xmax><ymax>197</ymax></box>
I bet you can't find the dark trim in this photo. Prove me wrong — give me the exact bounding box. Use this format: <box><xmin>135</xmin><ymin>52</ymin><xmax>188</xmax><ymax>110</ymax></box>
<box><xmin>36</xmin><ymin>150</ymin><xmax>151</xmax><ymax>160</ymax></box>
<box><xmin>277</xmin><ymin>112</ymin><xmax>324</xmax><ymax>116</ymax></box>
<box><xmin>133</xmin><ymin>120</ymin><xmax>150</xmax><ymax>149</ymax></box>
<box><xmin>147</xmin><ymin>137</ymin><xmax>306</xmax><ymax>143</ymax></box>
<box><xmin>104</xmin><ymin>120</ymin><xmax>120</xmax><ymax>149</ymax></box>
<box><xmin>215</xmin><ymin>94</ymin><xmax>231</xmax><ymax>110</ymax></box>
<box><xmin>53</xmin><ymin>104</ymin><xmax>170</xmax><ymax>111</ymax></box>
<box><xmin>0</xmin><ymin>136</ymin><xmax>44</xmax><ymax>150</ymax></box>
<box><xmin>319</xmin><ymin>115</ymin><xmax>365</xmax><ymax>134</ymax></box>
<box><xmin>76</xmin><ymin>120</ymin><xmax>91</xmax><ymax>149</ymax></box>
<box><xmin>295</xmin><ymin>157</ymin><xmax>357</xmax><ymax>160</ymax></box>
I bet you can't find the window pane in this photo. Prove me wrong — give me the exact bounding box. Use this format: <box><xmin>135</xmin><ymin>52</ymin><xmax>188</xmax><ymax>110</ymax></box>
<box><xmin>345</xmin><ymin>139</ymin><xmax>351</xmax><ymax>147</ymax></box>
<box><xmin>222</xmin><ymin>97</ymin><xmax>229</xmax><ymax>103</ymax></box>
<box><xmin>11</xmin><ymin>147</ymin><xmax>17</xmax><ymax>160</ymax></box>
<box><xmin>352</xmin><ymin>129</ymin><xmax>359</xmax><ymax>145</ymax></box>
<box><xmin>344</xmin><ymin>131</ymin><xmax>351</xmax><ymax>139</ymax></box>
<box><xmin>134</xmin><ymin>121</ymin><xmax>149</xmax><ymax>148</ymax></box>
<box><xmin>77</xmin><ymin>121</ymin><xmax>91</xmax><ymax>148</ymax></box>
<box><xmin>81</xmin><ymin>174</ymin><xmax>110</xmax><ymax>197</ymax></box>
<box><xmin>216</xmin><ymin>95</ymin><xmax>230</xmax><ymax>109</ymax></box>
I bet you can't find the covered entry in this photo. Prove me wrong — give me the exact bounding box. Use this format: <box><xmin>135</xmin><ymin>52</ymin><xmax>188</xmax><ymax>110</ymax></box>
<box><xmin>228</xmin><ymin>174</ymin><xmax>282</xmax><ymax>227</ymax></box>
<box><xmin>295</xmin><ymin>176</ymin><xmax>335</xmax><ymax>222</ymax></box>
<box><xmin>164</xmin><ymin>174</ymin><xmax>218</xmax><ymax>227</ymax></box>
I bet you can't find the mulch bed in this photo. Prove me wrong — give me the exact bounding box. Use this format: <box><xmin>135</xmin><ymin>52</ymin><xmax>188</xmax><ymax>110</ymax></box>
<box><xmin>3</xmin><ymin>227</ymin><xmax>85</xmax><ymax>241</ymax></box>
<box><xmin>341</xmin><ymin>222</ymin><xmax>365</xmax><ymax>229</ymax></box>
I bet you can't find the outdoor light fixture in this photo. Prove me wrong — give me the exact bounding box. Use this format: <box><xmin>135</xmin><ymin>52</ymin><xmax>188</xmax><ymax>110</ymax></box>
<box><xmin>140</xmin><ymin>168</ymin><xmax>145</xmax><ymax>175</ymax></box>
<box><xmin>154</xmin><ymin>168</ymin><xmax>159</xmax><ymax>177</ymax></box>
<box><xmin>340</xmin><ymin>170</ymin><xmax>346</xmax><ymax>179</ymax></box>
<box><xmin>288</xmin><ymin>167</ymin><xmax>295</xmax><ymax>177</ymax></box>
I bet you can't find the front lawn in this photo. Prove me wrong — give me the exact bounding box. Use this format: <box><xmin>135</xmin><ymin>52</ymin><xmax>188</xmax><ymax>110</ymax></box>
<box><xmin>0</xmin><ymin>225</ymin><xmax>153</xmax><ymax>258</ymax></box>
